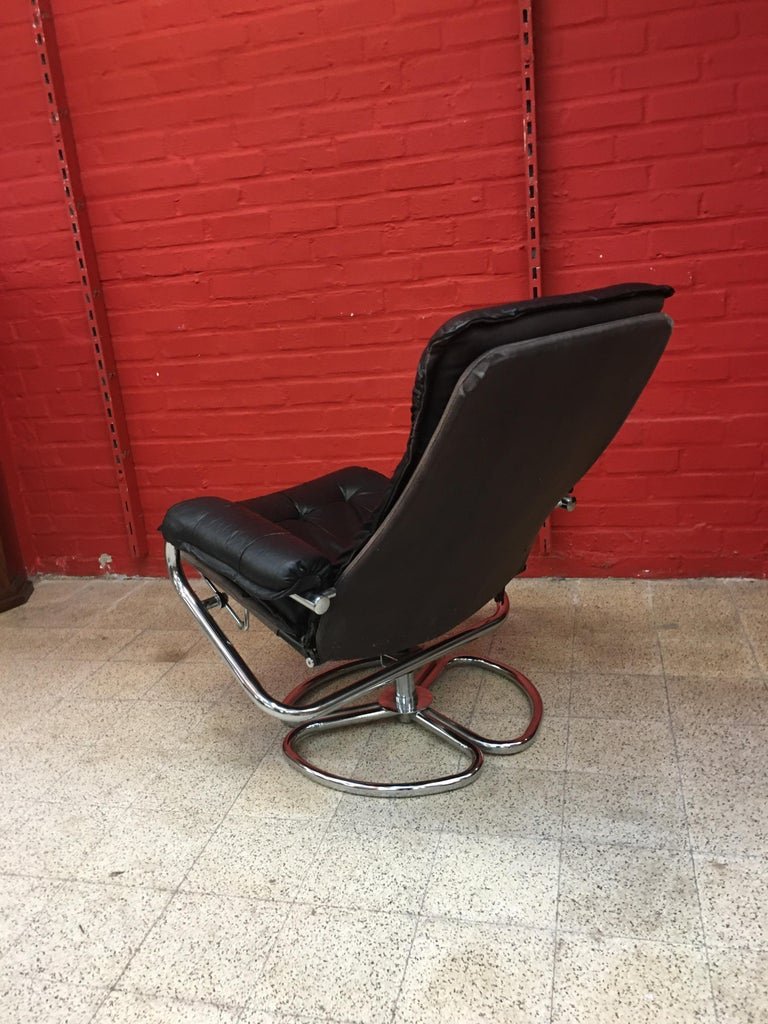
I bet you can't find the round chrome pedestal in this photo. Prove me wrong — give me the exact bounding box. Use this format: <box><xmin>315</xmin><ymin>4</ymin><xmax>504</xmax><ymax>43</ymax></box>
<box><xmin>281</xmin><ymin>655</ymin><xmax>542</xmax><ymax>798</ymax></box>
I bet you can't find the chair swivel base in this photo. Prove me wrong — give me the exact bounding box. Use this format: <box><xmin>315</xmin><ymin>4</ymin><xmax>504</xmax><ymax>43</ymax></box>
<box><xmin>282</xmin><ymin>655</ymin><xmax>543</xmax><ymax>798</ymax></box>
<box><xmin>165</xmin><ymin>544</ymin><xmax>542</xmax><ymax>798</ymax></box>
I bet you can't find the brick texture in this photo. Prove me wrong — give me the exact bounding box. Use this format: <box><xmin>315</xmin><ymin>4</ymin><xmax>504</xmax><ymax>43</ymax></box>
<box><xmin>0</xmin><ymin>0</ymin><xmax>765</xmax><ymax>578</ymax></box>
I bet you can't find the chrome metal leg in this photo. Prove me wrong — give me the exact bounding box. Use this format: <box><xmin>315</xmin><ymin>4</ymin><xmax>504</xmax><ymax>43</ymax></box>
<box><xmin>422</xmin><ymin>656</ymin><xmax>542</xmax><ymax>754</ymax></box>
<box><xmin>166</xmin><ymin>542</ymin><xmax>508</xmax><ymax>725</ymax></box>
<box><xmin>166</xmin><ymin>543</ymin><xmax>542</xmax><ymax>797</ymax></box>
<box><xmin>395</xmin><ymin>672</ymin><xmax>417</xmax><ymax>715</ymax></box>
<box><xmin>281</xmin><ymin>657</ymin><xmax>542</xmax><ymax>798</ymax></box>
<box><xmin>282</xmin><ymin>697</ymin><xmax>484</xmax><ymax>798</ymax></box>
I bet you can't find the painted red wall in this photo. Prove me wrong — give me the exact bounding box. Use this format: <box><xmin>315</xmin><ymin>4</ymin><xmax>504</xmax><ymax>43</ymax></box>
<box><xmin>0</xmin><ymin>0</ymin><xmax>765</xmax><ymax>578</ymax></box>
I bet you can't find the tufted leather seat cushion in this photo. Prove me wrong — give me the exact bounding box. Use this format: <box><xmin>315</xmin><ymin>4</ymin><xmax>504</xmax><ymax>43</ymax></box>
<box><xmin>160</xmin><ymin>466</ymin><xmax>391</xmax><ymax>602</ymax></box>
<box><xmin>241</xmin><ymin>466</ymin><xmax>391</xmax><ymax>563</ymax></box>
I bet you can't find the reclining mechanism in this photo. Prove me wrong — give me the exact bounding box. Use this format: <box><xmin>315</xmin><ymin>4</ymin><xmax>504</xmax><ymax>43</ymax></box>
<box><xmin>162</xmin><ymin>282</ymin><xmax>674</xmax><ymax>797</ymax></box>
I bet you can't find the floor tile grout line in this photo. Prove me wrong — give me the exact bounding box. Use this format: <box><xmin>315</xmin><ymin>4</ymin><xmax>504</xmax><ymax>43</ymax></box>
<box><xmin>85</xmin><ymin>989</ymin><xmax>263</xmax><ymax>1022</ymax></box>
<box><xmin>3</xmin><ymin>576</ymin><xmax>766</xmax><ymax>1023</ymax></box>
<box><xmin>653</xmin><ymin>601</ymin><xmax>722</xmax><ymax>1024</ymax></box>
<box><xmin>0</xmin><ymin>971</ymin><xmax>108</xmax><ymax>1024</ymax></box>
<box><xmin>383</xmin><ymin>664</ymin><xmax>486</xmax><ymax>1024</ymax></box>
<box><xmin>0</xmin><ymin>875</ymin><xmax>69</xmax><ymax>974</ymax></box>
<box><xmin>174</xmin><ymin>635</ymin><xmax>360</xmax><ymax>1022</ymax></box>
<box><xmin>547</xmin><ymin>582</ymin><xmax>577</xmax><ymax>1024</ymax></box>
<box><xmin>101</xmin><ymin>700</ymin><xmax>274</xmax><ymax>1011</ymax></box>
<box><xmin>0</xmin><ymin>898</ymin><xmax>737</xmax><ymax>981</ymax></box>
<box><xmin>238</xmin><ymin>640</ymin><xmax>481</xmax><ymax>1023</ymax></box>
<box><xmin>0</xmin><ymin>811</ymin><xmax>737</xmax><ymax>884</ymax></box>
<box><xmin>55</xmin><ymin>875</ymin><xmax>752</xmax><ymax>959</ymax></box>
<box><xmin>88</xmin><ymin>886</ymin><xmax>179</xmax><ymax>1018</ymax></box>
<box><xmin>230</xmin><ymin>803</ymin><xmax>346</xmax><ymax>1023</ymax></box>
<box><xmin>83</xmin><ymin>981</ymin><xmax>114</xmax><ymax>1024</ymax></box>
<box><xmin>0</xmin><ymin>876</ymin><xmax>176</xmax><ymax>1023</ymax></box>
<box><xmin>215</xmin><ymin>896</ymin><xmax>751</xmax><ymax>953</ymax></box>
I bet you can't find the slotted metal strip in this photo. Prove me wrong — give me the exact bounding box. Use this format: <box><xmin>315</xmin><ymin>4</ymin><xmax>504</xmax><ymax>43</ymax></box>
<box><xmin>520</xmin><ymin>2</ymin><xmax>543</xmax><ymax>301</ymax></box>
<box><xmin>519</xmin><ymin>1</ymin><xmax>552</xmax><ymax>554</ymax></box>
<box><xmin>30</xmin><ymin>0</ymin><xmax>146</xmax><ymax>559</ymax></box>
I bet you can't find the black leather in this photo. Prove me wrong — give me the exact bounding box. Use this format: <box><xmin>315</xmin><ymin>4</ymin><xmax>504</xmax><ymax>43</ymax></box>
<box><xmin>316</xmin><ymin>313</ymin><xmax>673</xmax><ymax>660</ymax></box>
<box><xmin>376</xmin><ymin>282</ymin><xmax>674</xmax><ymax>526</ymax></box>
<box><xmin>176</xmin><ymin>548</ymin><xmax>316</xmax><ymax>654</ymax></box>
<box><xmin>161</xmin><ymin>466</ymin><xmax>390</xmax><ymax>602</ymax></box>
<box><xmin>161</xmin><ymin>283</ymin><xmax>674</xmax><ymax>664</ymax></box>
<box><xmin>240</xmin><ymin>467</ymin><xmax>389</xmax><ymax>563</ymax></box>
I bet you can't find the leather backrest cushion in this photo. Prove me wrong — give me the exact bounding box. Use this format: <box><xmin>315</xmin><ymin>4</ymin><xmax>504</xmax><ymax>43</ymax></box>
<box><xmin>316</xmin><ymin>313</ymin><xmax>673</xmax><ymax>661</ymax></box>
<box><xmin>380</xmin><ymin>283</ymin><xmax>674</xmax><ymax>522</ymax></box>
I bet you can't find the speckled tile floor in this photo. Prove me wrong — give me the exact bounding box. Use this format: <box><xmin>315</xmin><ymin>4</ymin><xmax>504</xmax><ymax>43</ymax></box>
<box><xmin>0</xmin><ymin>576</ymin><xmax>766</xmax><ymax>1024</ymax></box>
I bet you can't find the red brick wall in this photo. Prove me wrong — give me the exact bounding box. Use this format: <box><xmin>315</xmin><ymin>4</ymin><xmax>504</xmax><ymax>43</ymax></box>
<box><xmin>1</xmin><ymin>0</ymin><xmax>765</xmax><ymax>578</ymax></box>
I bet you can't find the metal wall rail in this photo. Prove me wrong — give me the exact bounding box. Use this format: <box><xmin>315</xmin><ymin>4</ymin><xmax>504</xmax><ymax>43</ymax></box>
<box><xmin>519</xmin><ymin>1</ymin><xmax>543</xmax><ymax>302</ymax></box>
<box><xmin>518</xmin><ymin>1</ymin><xmax>552</xmax><ymax>555</ymax></box>
<box><xmin>30</xmin><ymin>1</ymin><xmax>147</xmax><ymax>559</ymax></box>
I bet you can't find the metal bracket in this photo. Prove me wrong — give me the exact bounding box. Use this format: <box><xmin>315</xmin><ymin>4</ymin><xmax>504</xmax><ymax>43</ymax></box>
<box><xmin>557</xmin><ymin>495</ymin><xmax>577</xmax><ymax>512</ymax></box>
<box><xmin>200</xmin><ymin>575</ymin><xmax>250</xmax><ymax>631</ymax></box>
<box><xmin>289</xmin><ymin>589</ymin><xmax>336</xmax><ymax>615</ymax></box>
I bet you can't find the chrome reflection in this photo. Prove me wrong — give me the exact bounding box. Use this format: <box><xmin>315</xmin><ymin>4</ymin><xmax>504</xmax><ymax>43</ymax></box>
<box><xmin>166</xmin><ymin>542</ymin><xmax>542</xmax><ymax>796</ymax></box>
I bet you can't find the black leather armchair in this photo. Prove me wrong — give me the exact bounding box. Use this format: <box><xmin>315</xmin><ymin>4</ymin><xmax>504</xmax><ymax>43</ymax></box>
<box><xmin>162</xmin><ymin>282</ymin><xmax>674</xmax><ymax>796</ymax></box>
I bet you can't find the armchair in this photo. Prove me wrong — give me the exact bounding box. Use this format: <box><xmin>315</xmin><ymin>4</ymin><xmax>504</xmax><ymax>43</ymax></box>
<box><xmin>162</xmin><ymin>282</ymin><xmax>674</xmax><ymax>796</ymax></box>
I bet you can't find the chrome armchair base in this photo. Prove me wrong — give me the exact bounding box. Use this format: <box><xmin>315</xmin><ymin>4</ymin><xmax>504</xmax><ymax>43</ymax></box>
<box><xmin>282</xmin><ymin>656</ymin><xmax>542</xmax><ymax>798</ymax></box>
<box><xmin>166</xmin><ymin>544</ymin><xmax>542</xmax><ymax>798</ymax></box>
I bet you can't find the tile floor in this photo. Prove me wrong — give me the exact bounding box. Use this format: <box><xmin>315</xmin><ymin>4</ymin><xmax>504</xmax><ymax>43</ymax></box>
<box><xmin>0</xmin><ymin>575</ymin><xmax>766</xmax><ymax>1023</ymax></box>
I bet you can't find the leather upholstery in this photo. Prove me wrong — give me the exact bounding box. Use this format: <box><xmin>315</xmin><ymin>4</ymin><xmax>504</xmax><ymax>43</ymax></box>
<box><xmin>375</xmin><ymin>282</ymin><xmax>674</xmax><ymax>526</ymax></box>
<box><xmin>161</xmin><ymin>283</ymin><xmax>674</xmax><ymax>663</ymax></box>
<box><xmin>161</xmin><ymin>466</ymin><xmax>390</xmax><ymax>601</ymax></box>
<box><xmin>240</xmin><ymin>467</ymin><xmax>390</xmax><ymax>563</ymax></box>
<box><xmin>316</xmin><ymin>312</ymin><xmax>673</xmax><ymax>660</ymax></box>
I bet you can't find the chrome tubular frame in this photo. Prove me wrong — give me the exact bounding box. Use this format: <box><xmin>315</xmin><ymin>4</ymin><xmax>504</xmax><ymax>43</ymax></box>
<box><xmin>166</xmin><ymin>542</ymin><xmax>543</xmax><ymax>796</ymax></box>
<box><xmin>283</xmin><ymin>704</ymin><xmax>485</xmax><ymax>797</ymax></box>
<box><xmin>281</xmin><ymin>653</ymin><xmax>542</xmax><ymax>797</ymax></box>
<box><xmin>167</xmin><ymin>543</ymin><xmax>510</xmax><ymax>724</ymax></box>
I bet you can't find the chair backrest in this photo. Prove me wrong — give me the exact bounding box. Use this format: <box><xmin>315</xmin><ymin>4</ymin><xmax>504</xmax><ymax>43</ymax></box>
<box><xmin>316</xmin><ymin>284</ymin><xmax>673</xmax><ymax>660</ymax></box>
<box><xmin>374</xmin><ymin>282</ymin><xmax>673</xmax><ymax>526</ymax></box>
